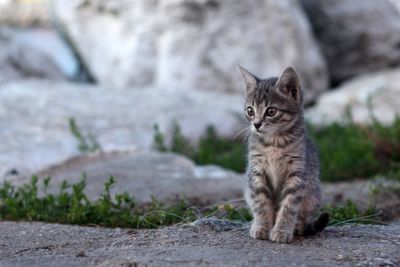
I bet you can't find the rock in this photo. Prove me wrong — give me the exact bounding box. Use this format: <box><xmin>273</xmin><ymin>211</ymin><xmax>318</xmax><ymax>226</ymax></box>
<box><xmin>0</xmin><ymin>0</ymin><xmax>50</xmax><ymax>26</ymax></box>
<box><xmin>305</xmin><ymin>68</ymin><xmax>400</xmax><ymax>125</ymax></box>
<box><xmin>15</xmin><ymin>151</ymin><xmax>244</xmax><ymax>205</ymax></box>
<box><xmin>192</xmin><ymin>217</ymin><xmax>245</xmax><ymax>232</ymax></box>
<box><xmin>302</xmin><ymin>0</ymin><xmax>400</xmax><ymax>84</ymax></box>
<box><xmin>52</xmin><ymin>0</ymin><xmax>328</xmax><ymax>103</ymax></box>
<box><xmin>0</xmin><ymin>220</ymin><xmax>399</xmax><ymax>266</ymax></box>
<box><xmin>0</xmin><ymin>28</ymin><xmax>23</xmax><ymax>84</ymax></box>
<box><xmin>391</xmin><ymin>0</ymin><xmax>400</xmax><ymax>12</ymax></box>
<box><xmin>0</xmin><ymin>27</ymin><xmax>80</xmax><ymax>83</ymax></box>
<box><xmin>0</xmin><ymin>80</ymin><xmax>244</xmax><ymax>177</ymax></box>
<box><xmin>7</xmin><ymin>28</ymin><xmax>80</xmax><ymax>80</ymax></box>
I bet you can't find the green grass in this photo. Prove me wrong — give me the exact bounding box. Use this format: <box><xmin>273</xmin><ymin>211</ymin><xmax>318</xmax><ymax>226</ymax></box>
<box><xmin>154</xmin><ymin>117</ymin><xmax>400</xmax><ymax>182</ymax></box>
<box><xmin>0</xmin><ymin>177</ymin><xmax>381</xmax><ymax>228</ymax></box>
<box><xmin>0</xmin><ymin>176</ymin><xmax>196</xmax><ymax>229</ymax></box>
<box><xmin>0</xmin><ymin>176</ymin><xmax>254</xmax><ymax>228</ymax></box>
<box><xmin>309</xmin><ymin>117</ymin><xmax>400</xmax><ymax>181</ymax></box>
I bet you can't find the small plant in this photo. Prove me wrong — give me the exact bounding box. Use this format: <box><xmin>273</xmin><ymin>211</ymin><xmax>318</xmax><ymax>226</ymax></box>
<box><xmin>153</xmin><ymin>124</ymin><xmax>246</xmax><ymax>172</ymax></box>
<box><xmin>170</xmin><ymin>122</ymin><xmax>194</xmax><ymax>156</ymax></box>
<box><xmin>321</xmin><ymin>200</ymin><xmax>382</xmax><ymax>226</ymax></box>
<box><xmin>153</xmin><ymin>124</ymin><xmax>167</xmax><ymax>152</ymax></box>
<box><xmin>194</xmin><ymin>127</ymin><xmax>246</xmax><ymax>172</ymax></box>
<box><xmin>217</xmin><ymin>203</ymin><xmax>252</xmax><ymax>222</ymax></box>
<box><xmin>69</xmin><ymin>118</ymin><xmax>101</xmax><ymax>153</ymax></box>
<box><xmin>153</xmin><ymin>122</ymin><xmax>194</xmax><ymax>155</ymax></box>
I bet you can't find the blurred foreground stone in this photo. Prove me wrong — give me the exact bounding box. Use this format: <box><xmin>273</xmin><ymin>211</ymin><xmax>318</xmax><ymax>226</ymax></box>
<box><xmin>306</xmin><ymin>68</ymin><xmax>400</xmax><ymax>125</ymax></box>
<box><xmin>0</xmin><ymin>79</ymin><xmax>244</xmax><ymax>178</ymax></box>
<box><xmin>0</xmin><ymin>220</ymin><xmax>399</xmax><ymax>266</ymax></box>
<box><xmin>302</xmin><ymin>0</ymin><xmax>400</xmax><ymax>84</ymax></box>
<box><xmin>18</xmin><ymin>151</ymin><xmax>244</xmax><ymax>205</ymax></box>
<box><xmin>52</xmin><ymin>0</ymin><xmax>328</xmax><ymax>104</ymax></box>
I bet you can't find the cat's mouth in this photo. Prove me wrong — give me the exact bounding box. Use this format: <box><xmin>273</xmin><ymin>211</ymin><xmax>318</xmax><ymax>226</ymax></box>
<box><xmin>251</xmin><ymin>127</ymin><xmax>265</xmax><ymax>134</ymax></box>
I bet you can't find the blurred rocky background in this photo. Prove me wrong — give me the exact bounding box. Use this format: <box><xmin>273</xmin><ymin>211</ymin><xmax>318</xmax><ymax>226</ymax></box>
<box><xmin>1</xmin><ymin>0</ymin><xmax>400</xmax><ymax>225</ymax></box>
<box><xmin>1</xmin><ymin>1</ymin><xmax>400</xmax><ymax>265</ymax></box>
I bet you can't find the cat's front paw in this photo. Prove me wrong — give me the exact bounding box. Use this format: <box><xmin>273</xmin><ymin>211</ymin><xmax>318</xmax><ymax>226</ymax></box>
<box><xmin>250</xmin><ymin>222</ymin><xmax>269</xmax><ymax>240</ymax></box>
<box><xmin>269</xmin><ymin>228</ymin><xmax>293</xmax><ymax>243</ymax></box>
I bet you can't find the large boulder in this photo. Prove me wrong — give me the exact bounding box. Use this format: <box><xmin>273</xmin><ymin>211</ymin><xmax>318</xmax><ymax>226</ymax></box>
<box><xmin>0</xmin><ymin>80</ymin><xmax>244</xmax><ymax>177</ymax></box>
<box><xmin>14</xmin><ymin>151</ymin><xmax>244</xmax><ymax>205</ymax></box>
<box><xmin>52</xmin><ymin>0</ymin><xmax>328</xmax><ymax>103</ymax></box>
<box><xmin>302</xmin><ymin>0</ymin><xmax>400</xmax><ymax>84</ymax></box>
<box><xmin>305</xmin><ymin>68</ymin><xmax>400</xmax><ymax>125</ymax></box>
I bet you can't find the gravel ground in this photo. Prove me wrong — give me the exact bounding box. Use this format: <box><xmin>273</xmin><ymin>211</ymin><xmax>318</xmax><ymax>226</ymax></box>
<box><xmin>0</xmin><ymin>220</ymin><xmax>399</xmax><ymax>267</ymax></box>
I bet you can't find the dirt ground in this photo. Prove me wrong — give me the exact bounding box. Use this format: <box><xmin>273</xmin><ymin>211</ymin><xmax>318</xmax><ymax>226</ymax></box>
<box><xmin>0</xmin><ymin>220</ymin><xmax>399</xmax><ymax>267</ymax></box>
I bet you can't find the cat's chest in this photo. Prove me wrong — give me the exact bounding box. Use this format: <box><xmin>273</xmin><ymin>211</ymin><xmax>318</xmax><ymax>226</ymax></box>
<box><xmin>252</xmin><ymin>146</ymin><xmax>286</xmax><ymax>186</ymax></box>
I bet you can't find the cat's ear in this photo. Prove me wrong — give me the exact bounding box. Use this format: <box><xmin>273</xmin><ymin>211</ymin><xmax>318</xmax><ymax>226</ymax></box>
<box><xmin>238</xmin><ymin>65</ymin><xmax>259</xmax><ymax>95</ymax></box>
<box><xmin>276</xmin><ymin>67</ymin><xmax>302</xmax><ymax>103</ymax></box>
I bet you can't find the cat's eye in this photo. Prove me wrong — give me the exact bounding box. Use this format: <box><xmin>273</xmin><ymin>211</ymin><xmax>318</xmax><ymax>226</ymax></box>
<box><xmin>246</xmin><ymin>107</ymin><xmax>255</xmax><ymax>117</ymax></box>
<box><xmin>266</xmin><ymin>107</ymin><xmax>277</xmax><ymax>117</ymax></box>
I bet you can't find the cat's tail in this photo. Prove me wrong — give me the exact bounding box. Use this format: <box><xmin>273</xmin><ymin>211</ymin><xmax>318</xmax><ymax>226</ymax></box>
<box><xmin>302</xmin><ymin>212</ymin><xmax>330</xmax><ymax>237</ymax></box>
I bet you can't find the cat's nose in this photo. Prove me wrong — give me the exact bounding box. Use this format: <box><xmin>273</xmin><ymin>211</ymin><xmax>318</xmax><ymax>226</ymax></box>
<box><xmin>254</xmin><ymin>122</ymin><xmax>262</xmax><ymax>129</ymax></box>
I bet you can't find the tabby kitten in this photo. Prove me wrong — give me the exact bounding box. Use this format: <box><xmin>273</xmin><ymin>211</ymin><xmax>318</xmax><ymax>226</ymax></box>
<box><xmin>239</xmin><ymin>66</ymin><xmax>329</xmax><ymax>243</ymax></box>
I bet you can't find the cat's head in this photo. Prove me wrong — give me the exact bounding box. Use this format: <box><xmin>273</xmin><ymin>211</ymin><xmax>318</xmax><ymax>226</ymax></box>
<box><xmin>238</xmin><ymin>66</ymin><xmax>304</xmax><ymax>136</ymax></box>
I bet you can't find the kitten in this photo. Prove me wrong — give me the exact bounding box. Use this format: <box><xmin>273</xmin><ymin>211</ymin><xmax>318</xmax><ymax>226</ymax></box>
<box><xmin>239</xmin><ymin>66</ymin><xmax>329</xmax><ymax>243</ymax></box>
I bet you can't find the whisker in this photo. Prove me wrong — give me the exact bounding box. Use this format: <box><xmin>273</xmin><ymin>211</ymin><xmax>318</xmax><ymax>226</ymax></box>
<box><xmin>242</xmin><ymin>131</ymin><xmax>251</xmax><ymax>144</ymax></box>
<box><xmin>236</xmin><ymin>127</ymin><xmax>252</xmax><ymax>144</ymax></box>
<box><xmin>234</xmin><ymin>126</ymin><xmax>250</xmax><ymax>139</ymax></box>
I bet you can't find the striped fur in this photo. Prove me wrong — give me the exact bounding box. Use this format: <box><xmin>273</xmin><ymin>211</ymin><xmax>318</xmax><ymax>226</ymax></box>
<box><xmin>239</xmin><ymin>66</ymin><xmax>327</xmax><ymax>243</ymax></box>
